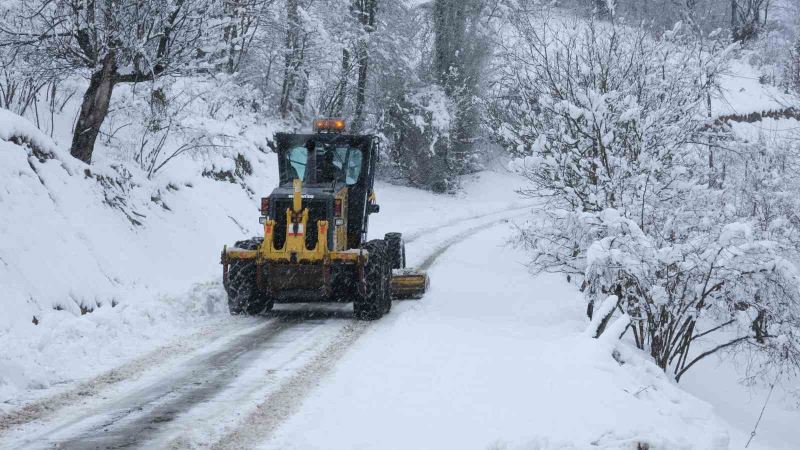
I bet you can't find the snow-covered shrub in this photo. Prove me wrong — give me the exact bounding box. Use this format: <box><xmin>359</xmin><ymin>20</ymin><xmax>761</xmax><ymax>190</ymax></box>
<box><xmin>0</xmin><ymin>54</ymin><xmax>47</xmax><ymax>117</ymax></box>
<box><xmin>0</xmin><ymin>44</ymin><xmax>78</xmax><ymax>137</ymax></box>
<box><xmin>493</xmin><ymin>17</ymin><xmax>729</xmax><ymax>218</ymax></box>
<box><xmin>500</xmin><ymin>15</ymin><xmax>800</xmax><ymax>383</ymax></box>
<box><xmin>785</xmin><ymin>35</ymin><xmax>800</xmax><ymax>94</ymax></box>
<box><xmin>520</xmin><ymin>183</ymin><xmax>800</xmax><ymax>383</ymax></box>
<box><xmin>583</xmin><ymin>210</ymin><xmax>800</xmax><ymax>381</ymax></box>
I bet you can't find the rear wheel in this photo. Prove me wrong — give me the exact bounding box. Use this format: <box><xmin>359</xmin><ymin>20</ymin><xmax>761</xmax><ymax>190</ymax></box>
<box><xmin>226</xmin><ymin>238</ymin><xmax>273</xmax><ymax>315</ymax></box>
<box><xmin>354</xmin><ymin>240</ymin><xmax>391</xmax><ymax>320</ymax></box>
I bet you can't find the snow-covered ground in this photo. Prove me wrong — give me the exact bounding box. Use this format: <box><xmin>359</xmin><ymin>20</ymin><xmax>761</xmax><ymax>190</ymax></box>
<box><xmin>713</xmin><ymin>56</ymin><xmax>789</xmax><ymax>117</ymax></box>
<box><xmin>263</xmin><ymin>223</ymin><xmax>800</xmax><ymax>450</ymax></box>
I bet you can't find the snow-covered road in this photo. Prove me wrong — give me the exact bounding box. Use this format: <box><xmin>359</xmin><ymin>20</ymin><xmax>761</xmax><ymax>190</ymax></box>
<box><xmin>261</xmin><ymin>224</ymin><xmax>748</xmax><ymax>450</ymax></box>
<box><xmin>0</xmin><ymin>206</ymin><xmax>529</xmax><ymax>449</ymax></box>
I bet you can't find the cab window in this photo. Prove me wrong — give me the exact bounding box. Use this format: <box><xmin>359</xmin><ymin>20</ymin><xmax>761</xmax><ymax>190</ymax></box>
<box><xmin>286</xmin><ymin>146</ymin><xmax>308</xmax><ymax>181</ymax></box>
<box><xmin>343</xmin><ymin>149</ymin><xmax>362</xmax><ymax>185</ymax></box>
<box><xmin>283</xmin><ymin>143</ymin><xmax>362</xmax><ymax>185</ymax></box>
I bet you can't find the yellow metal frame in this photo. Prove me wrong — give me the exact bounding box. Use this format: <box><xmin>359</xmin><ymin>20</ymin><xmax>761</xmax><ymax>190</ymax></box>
<box><xmin>223</xmin><ymin>179</ymin><xmax>362</xmax><ymax>265</ymax></box>
<box><xmin>333</xmin><ymin>187</ymin><xmax>348</xmax><ymax>251</ymax></box>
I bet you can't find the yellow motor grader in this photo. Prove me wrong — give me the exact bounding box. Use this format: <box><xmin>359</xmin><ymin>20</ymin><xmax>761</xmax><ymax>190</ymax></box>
<box><xmin>221</xmin><ymin>119</ymin><xmax>428</xmax><ymax>320</ymax></box>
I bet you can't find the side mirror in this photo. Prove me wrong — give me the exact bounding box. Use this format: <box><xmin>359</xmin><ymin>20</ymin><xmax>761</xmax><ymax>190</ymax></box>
<box><xmin>368</xmin><ymin>204</ymin><xmax>380</xmax><ymax>214</ymax></box>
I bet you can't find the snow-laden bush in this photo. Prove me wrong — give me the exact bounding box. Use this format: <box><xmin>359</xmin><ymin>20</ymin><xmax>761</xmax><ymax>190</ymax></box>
<box><xmin>579</xmin><ymin>209</ymin><xmax>800</xmax><ymax>381</ymax></box>
<box><xmin>785</xmin><ymin>35</ymin><xmax>800</xmax><ymax>94</ymax></box>
<box><xmin>493</xmin><ymin>16</ymin><xmax>729</xmax><ymax>218</ymax></box>
<box><xmin>498</xmin><ymin>15</ymin><xmax>800</xmax><ymax>384</ymax></box>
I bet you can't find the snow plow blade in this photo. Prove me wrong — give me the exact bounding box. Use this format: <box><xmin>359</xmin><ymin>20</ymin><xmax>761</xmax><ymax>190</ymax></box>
<box><xmin>391</xmin><ymin>269</ymin><xmax>429</xmax><ymax>299</ymax></box>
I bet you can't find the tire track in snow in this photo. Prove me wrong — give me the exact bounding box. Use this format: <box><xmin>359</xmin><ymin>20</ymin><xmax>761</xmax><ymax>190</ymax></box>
<box><xmin>403</xmin><ymin>204</ymin><xmax>532</xmax><ymax>243</ymax></box>
<box><xmin>4</xmin><ymin>318</ymin><xmax>295</xmax><ymax>449</ymax></box>
<box><xmin>0</xmin><ymin>318</ymin><xmax>264</xmax><ymax>436</ymax></box>
<box><xmin>417</xmin><ymin>216</ymin><xmax>518</xmax><ymax>271</ymax></box>
<box><xmin>203</xmin><ymin>320</ymin><xmax>369</xmax><ymax>450</ymax></box>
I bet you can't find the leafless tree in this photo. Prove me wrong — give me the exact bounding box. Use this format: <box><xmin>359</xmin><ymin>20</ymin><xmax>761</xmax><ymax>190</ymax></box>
<box><xmin>732</xmin><ymin>0</ymin><xmax>771</xmax><ymax>41</ymax></box>
<box><xmin>0</xmin><ymin>0</ymin><xmax>216</xmax><ymax>163</ymax></box>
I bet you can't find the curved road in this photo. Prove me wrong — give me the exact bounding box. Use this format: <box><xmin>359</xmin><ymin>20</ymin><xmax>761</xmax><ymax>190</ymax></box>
<box><xmin>0</xmin><ymin>207</ymin><xmax>528</xmax><ymax>450</ymax></box>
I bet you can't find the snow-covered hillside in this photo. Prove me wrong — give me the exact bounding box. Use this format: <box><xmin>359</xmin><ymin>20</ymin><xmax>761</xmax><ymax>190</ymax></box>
<box><xmin>0</xmin><ymin>108</ymin><xmax>278</xmax><ymax>403</ymax></box>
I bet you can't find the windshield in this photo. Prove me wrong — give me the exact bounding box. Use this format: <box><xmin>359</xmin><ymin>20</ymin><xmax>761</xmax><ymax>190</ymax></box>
<box><xmin>284</xmin><ymin>142</ymin><xmax>363</xmax><ymax>185</ymax></box>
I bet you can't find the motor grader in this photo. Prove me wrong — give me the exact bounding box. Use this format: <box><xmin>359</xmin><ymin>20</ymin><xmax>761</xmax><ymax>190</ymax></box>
<box><xmin>221</xmin><ymin>119</ymin><xmax>428</xmax><ymax>320</ymax></box>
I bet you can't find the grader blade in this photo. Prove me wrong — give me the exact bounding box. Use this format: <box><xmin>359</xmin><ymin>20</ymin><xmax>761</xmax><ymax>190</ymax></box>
<box><xmin>391</xmin><ymin>269</ymin><xmax>429</xmax><ymax>299</ymax></box>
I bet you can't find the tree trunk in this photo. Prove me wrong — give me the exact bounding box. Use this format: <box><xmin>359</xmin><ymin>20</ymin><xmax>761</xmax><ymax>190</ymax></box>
<box><xmin>332</xmin><ymin>49</ymin><xmax>350</xmax><ymax>116</ymax></box>
<box><xmin>70</xmin><ymin>53</ymin><xmax>117</xmax><ymax>164</ymax></box>
<box><xmin>351</xmin><ymin>0</ymin><xmax>376</xmax><ymax>131</ymax></box>
<box><xmin>280</xmin><ymin>0</ymin><xmax>302</xmax><ymax>119</ymax></box>
<box><xmin>594</xmin><ymin>0</ymin><xmax>610</xmax><ymax>18</ymax></box>
<box><xmin>433</xmin><ymin>0</ymin><xmax>468</xmax><ymax>94</ymax></box>
<box><xmin>433</xmin><ymin>0</ymin><xmax>453</xmax><ymax>88</ymax></box>
<box><xmin>352</xmin><ymin>42</ymin><xmax>369</xmax><ymax>130</ymax></box>
<box><xmin>225</xmin><ymin>22</ymin><xmax>239</xmax><ymax>74</ymax></box>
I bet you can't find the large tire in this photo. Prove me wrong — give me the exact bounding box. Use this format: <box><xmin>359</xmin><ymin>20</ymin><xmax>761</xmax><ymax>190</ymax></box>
<box><xmin>384</xmin><ymin>233</ymin><xmax>406</xmax><ymax>269</ymax></box>
<box><xmin>354</xmin><ymin>240</ymin><xmax>391</xmax><ymax>320</ymax></box>
<box><xmin>226</xmin><ymin>238</ymin><xmax>273</xmax><ymax>315</ymax></box>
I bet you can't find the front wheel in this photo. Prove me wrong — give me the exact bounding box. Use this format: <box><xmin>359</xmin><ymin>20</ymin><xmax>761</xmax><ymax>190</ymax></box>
<box><xmin>354</xmin><ymin>240</ymin><xmax>391</xmax><ymax>320</ymax></box>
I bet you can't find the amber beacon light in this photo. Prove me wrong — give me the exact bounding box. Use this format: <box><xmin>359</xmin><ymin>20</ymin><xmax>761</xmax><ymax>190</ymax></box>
<box><xmin>313</xmin><ymin>118</ymin><xmax>346</xmax><ymax>133</ymax></box>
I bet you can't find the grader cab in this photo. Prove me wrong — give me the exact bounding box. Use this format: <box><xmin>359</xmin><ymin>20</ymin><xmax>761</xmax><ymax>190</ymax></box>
<box><xmin>221</xmin><ymin>119</ymin><xmax>428</xmax><ymax>320</ymax></box>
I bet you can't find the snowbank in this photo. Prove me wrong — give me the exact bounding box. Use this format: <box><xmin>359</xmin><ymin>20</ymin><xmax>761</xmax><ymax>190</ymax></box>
<box><xmin>0</xmin><ymin>109</ymin><xmax>73</xmax><ymax>163</ymax></box>
<box><xmin>0</xmin><ymin>108</ymin><xmax>279</xmax><ymax>405</ymax></box>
